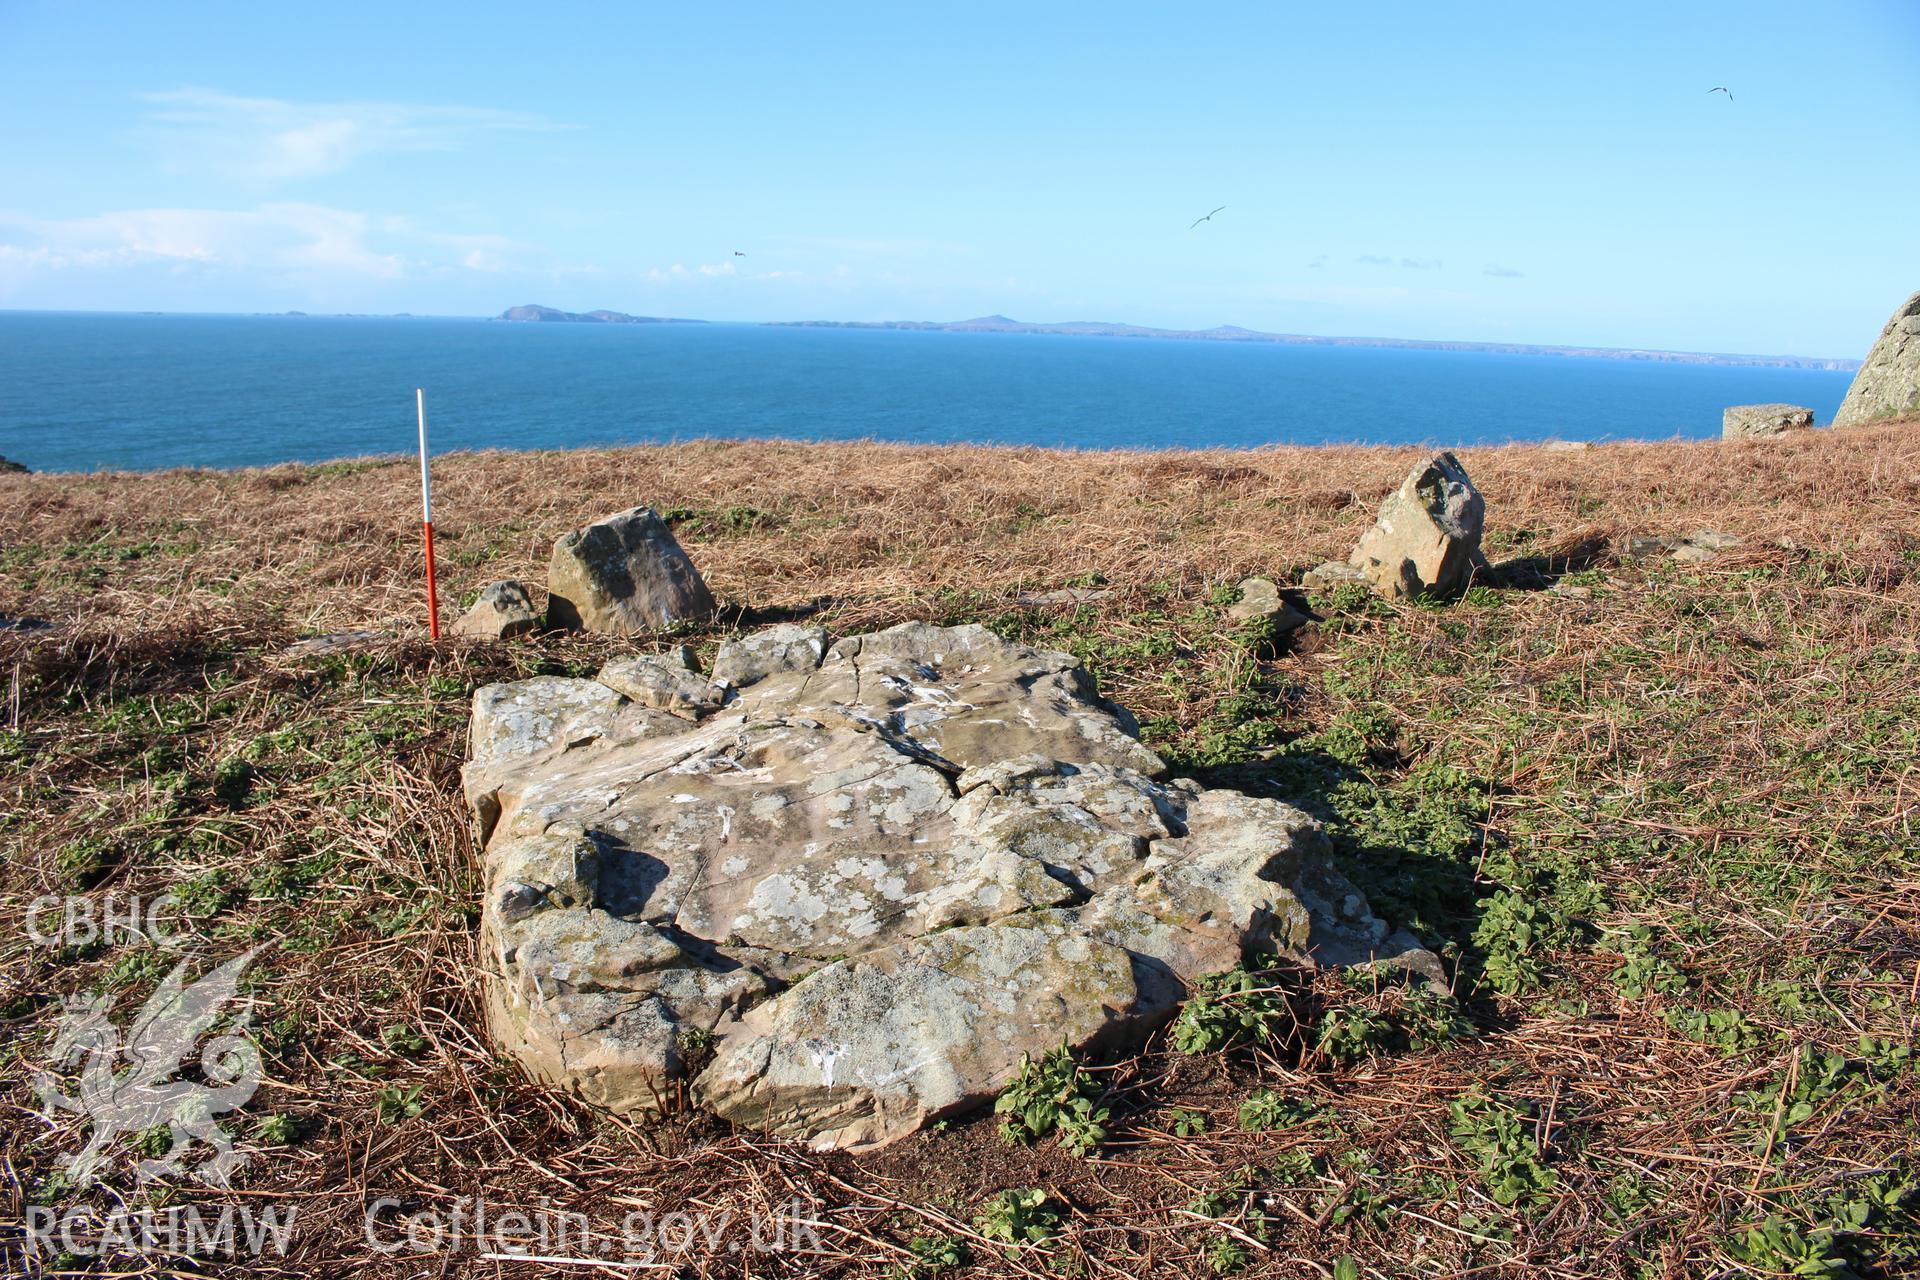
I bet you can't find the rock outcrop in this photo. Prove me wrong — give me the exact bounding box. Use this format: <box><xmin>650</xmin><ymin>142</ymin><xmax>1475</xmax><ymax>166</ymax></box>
<box><xmin>465</xmin><ymin>621</ymin><xmax>1430</xmax><ymax>1150</ymax></box>
<box><xmin>1669</xmin><ymin>530</ymin><xmax>1742</xmax><ymax>564</ymax></box>
<box><xmin>1834</xmin><ymin>291</ymin><xmax>1920</xmax><ymax>428</ymax></box>
<box><xmin>1343</xmin><ymin>452</ymin><xmax>1488</xmax><ymax>599</ymax></box>
<box><xmin>0</xmin><ymin>455</ymin><xmax>27</xmax><ymax>475</ymax></box>
<box><xmin>546</xmin><ymin>506</ymin><xmax>717</xmax><ymax>634</ymax></box>
<box><xmin>452</xmin><ymin>581</ymin><xmax>542</xmax><ymax>640</ymax></box>
<box><xmin>1618</xmin><ymin>530</ymin><xmax>1742</xmax><ymax>564</ymax></box>
<box><xmin>1723</xmin><ymin>404</ymin><xmax>1814</xmax><ymax>440</ymax></box>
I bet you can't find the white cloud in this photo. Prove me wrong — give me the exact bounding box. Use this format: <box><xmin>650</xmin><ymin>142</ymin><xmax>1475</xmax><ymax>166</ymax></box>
<box><xmin>0</xmin><ymin>204</ymin><xmax>413</xmax><ymax>289</ymax></box>
<box><xmin>0</xmin><ymin>205</ymin><xmax>588</xmax><ymax>290</ymax></box>
<box><xmin>138</xmin><ymin>87</ymin><xmax>563</xmax><ymax>183</ymax></box>
<box><xmin>644</xmin><ymin>261</ymin><xmax>756</xmax><ymax>281</ymax></box>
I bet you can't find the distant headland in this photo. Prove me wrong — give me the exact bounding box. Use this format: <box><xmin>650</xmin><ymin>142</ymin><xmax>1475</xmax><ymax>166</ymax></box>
<box><xmin>762</xmin><ymin>315</ymin><xmax>1859</xmax><ymax>371</ymax></box>
<box><xmin>497</xmin><ymin>304</ymin><xmax>707</xmax><ymax>325</ymax></box>
<box><xmin>498</xmin><ymin>304</ymin><xmax>1855</xmax><ymax>368</ymax></box>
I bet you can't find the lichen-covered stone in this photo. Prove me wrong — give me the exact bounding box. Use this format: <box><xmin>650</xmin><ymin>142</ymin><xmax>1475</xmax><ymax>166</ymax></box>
<box><xmin>696</xmin><ymin>910</ymin><xmax>1141</xmax><ymax>1149</ymax></box>
<box><xmin>1347</xmin><ymin>452</ymin><xmax>1488</xmax><ymax>599</ymax></box>
<box><xmin>465</xmin><ymin>621</ymin><xmax>1433</xmax><ymax>1149</ymax></box>
<box><xmin>546</xmin><ymin>506</ymin><xmax>717</xmax><ymax>634</ymax></box>
<box><xmin>1834</xmin><ymin>291</ymin><xmax>1920</xmax><ymax>428</ymax></box>
<box><xmin>453</xmin><ymin>580</ymin><xmax>542</xmax><ymax>640</ymax></box>
<box><xmin>1226</xmin><ymin>577</ymin><xmax>1309</xmax><ymax>631</ymax></box>
<box><xmin>1723</xmin><ymin>404</ymin><xmax>1814</xmax><ymax>440</ymax></box>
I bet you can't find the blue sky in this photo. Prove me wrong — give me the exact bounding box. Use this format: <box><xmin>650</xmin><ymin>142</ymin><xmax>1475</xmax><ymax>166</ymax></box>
<box><xmin>0</xmin><ymin>1</ymin><xmax>1914</xmax><ymax>355</ymax></box>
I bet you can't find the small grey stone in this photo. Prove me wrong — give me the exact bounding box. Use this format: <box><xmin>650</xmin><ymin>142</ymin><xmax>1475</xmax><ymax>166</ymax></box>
<box><xmin>452</xmin><ymin>580</ymin><xmax>541</xmax><ymax>640</ymax></box>
<box><xmin>1225</xmin><ymin>577</ymin><xmax>1309</xmax><ymax>631</ymax></box>
<box><xmin>1723</xmin><ymin>404</ymin><xmax>1814</xmax><ymax>440</ymax></box>
<box><xmin>1302</xmin><ymin>560</ymin><xmax>1367</xmax><ymax>593</ymax></box>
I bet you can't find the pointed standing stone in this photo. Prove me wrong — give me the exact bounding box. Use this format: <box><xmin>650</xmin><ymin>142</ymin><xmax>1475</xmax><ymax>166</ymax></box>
<box><xmin>1346</xmin><ymin>452</ymin><xmax>1488</xmax><ymax>599</ymax></box>
<box><xmin>546</xmin><ymin>506</ymin><xmax>717</xmax><ymax>634</ymax></box>
<box><xmin>1834</xmin><ymin>291</ymin><xmax>1920</xmax><ymax>428</ymax></box>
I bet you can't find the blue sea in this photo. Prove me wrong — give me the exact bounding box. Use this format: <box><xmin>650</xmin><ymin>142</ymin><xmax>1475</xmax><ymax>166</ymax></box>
<box><xmin>0</xmin><ymin>312</ymin><xmax>1856</xmax><ymax>473</ymax></box>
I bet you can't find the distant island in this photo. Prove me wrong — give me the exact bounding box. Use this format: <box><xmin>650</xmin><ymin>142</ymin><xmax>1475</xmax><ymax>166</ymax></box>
<box><xmin>498</xmin><ymin>304</ymin><xmax>707</xmax><ymax>325</ymax></box>
<box><xmin>494</xmin><ymin>306</ymin><xmax>1856</xmax><ymax>368</ymax></box>
<box><xmin>764</xmin><ymin>315</ymin><xmax>1859</xmax><ymax>370</ymax></box>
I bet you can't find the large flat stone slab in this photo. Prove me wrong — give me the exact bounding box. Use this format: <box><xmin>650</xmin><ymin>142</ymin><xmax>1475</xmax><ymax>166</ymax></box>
<box><xmin>465</xmin><ymin>621</ymin><xmax>1431</xmax><ymax>1149</ymax></box>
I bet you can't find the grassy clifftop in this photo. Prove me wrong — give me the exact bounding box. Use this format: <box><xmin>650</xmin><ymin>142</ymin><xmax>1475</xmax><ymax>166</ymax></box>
<box><xmin>2</xmin><ymin>423</ymin><xmax>1917</xmax><ymax>1277</ymax></box>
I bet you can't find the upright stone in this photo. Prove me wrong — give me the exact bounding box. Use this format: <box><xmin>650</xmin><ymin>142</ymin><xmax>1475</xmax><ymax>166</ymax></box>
<box><xmin>1834</xmin><ymin>291</ymin><xmax>1920</xmax><ymax>428</ymax></box>
<box><xmin>1347</xmin><ymin>452</ymin><xmax>1488</xmax><ymax>599</ymax></box>
<box><xmin>546</xmin><ymin>506</ymin><xmax>717</xmax><ymax>634</ymax></box>
<box><xmin>1723</xmin><ymin>404</ymin><xmax>1814</xmax><ymax>440</ymax></box>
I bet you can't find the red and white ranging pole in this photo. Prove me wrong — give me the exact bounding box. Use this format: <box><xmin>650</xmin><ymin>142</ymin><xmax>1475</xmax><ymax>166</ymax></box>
<box><xmin>417</xmin><ymin>388</ymin><xmax>441</xmax><ymax>640</ymax></box>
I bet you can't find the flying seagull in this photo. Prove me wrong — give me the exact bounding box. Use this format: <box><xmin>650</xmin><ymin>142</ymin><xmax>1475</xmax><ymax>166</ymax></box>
<box><xmin>1709</xmin><ymin>86</ymin><xmax>1732</xmax><ymax>100</ymax></box>
<box><xmin>733</xmin><ymin>250</ymin><xmax>745</xmax><ymax>256</ymax></box>
<box><xmin>1189</xmin><ymin>206</ymin><xmax>1225</xmax><ymax>230</ymax></box>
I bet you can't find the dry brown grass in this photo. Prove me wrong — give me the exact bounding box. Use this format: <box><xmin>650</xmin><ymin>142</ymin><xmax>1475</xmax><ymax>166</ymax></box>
<box><xmin>6</xmin><ymin>422</ymin><xmax>1916</xmax><ymax>638</ymax></box>
<box><xmin>1</xmin><ymin>422</ymin><xmax>1917</xmax><ymax>1279</ymax></box>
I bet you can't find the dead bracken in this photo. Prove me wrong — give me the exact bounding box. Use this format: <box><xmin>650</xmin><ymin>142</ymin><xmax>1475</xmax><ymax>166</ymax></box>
<box><xmin>2</xmin><ymin>422</ymin><xmax>1917</xmax><ymax>1277</ymax></box>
